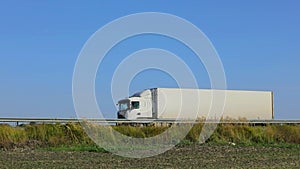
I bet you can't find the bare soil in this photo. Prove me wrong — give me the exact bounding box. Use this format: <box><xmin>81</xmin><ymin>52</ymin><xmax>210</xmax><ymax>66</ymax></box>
<box><xmin>0</xmin><ymin>145</ymin><xmax>299</xmax><ymax>169</ymax></box>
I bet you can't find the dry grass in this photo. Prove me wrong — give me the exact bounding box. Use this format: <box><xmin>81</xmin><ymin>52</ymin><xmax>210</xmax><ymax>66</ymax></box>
<box><xmin>0</xmin><ymin>124</ymin><xmax>27</xmax><ymax>144</ymax></box>
<box><xmin>211</xmin><ymin>124</ymin><xmax>300</xmax><ymax>145</ymax></box>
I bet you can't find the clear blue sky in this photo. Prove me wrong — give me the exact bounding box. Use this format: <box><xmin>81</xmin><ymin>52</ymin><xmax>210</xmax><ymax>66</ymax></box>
<box><xmin>0</xmin><ymin>1</ymin><xmax>299</xmax><ymax>119</ymax></box>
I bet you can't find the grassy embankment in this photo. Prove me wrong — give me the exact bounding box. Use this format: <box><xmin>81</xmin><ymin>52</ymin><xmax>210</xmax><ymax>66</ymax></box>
<box><xmin>0</xmin><ymin>122</ymin><xmax>299</xmax><ymax>151</ymax></box>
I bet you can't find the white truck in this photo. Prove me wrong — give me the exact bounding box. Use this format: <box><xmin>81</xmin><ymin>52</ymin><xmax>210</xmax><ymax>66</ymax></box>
<box><xmin>117</xmin><ymin>88</ymin><xmax>274</xmax><ymax>120</ymax></box>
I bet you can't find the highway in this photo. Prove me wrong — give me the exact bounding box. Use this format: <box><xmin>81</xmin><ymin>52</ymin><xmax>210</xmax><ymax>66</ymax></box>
<box><xmin>0</xmin><ymin>118</ymin><xmax>300</xmax><ymax>125</ymax></box>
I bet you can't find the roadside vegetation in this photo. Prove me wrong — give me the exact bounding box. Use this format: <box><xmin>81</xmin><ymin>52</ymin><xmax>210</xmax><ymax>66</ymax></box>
<box><xmin>0</xmin><ymin>122</ymin><xmax>299</xmax><ymax>151</ymax></box>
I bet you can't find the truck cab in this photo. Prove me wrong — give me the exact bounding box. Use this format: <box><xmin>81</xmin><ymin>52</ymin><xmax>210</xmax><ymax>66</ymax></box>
<box><xmin>117</xmin><ymin>90</ymin><xmax>153</xmax><ymax>119</ymax></box>
<box><xmin>117</xmin><ymin>97</ymin><xmax>141</xmax><ymax>119</ymax></box>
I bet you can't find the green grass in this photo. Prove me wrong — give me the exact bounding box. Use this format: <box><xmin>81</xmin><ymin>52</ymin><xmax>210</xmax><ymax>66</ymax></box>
<box><xmin>0</xmin><ymin>122</ymin><xmax>299</xmax><ymax>150</ymax></box>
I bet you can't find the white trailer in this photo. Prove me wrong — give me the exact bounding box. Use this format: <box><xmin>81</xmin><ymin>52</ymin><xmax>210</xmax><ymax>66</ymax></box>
<box><xmin>117</xmin><ymin>88</ymin><xmax>274</xmax><ymax>120</ymax></box>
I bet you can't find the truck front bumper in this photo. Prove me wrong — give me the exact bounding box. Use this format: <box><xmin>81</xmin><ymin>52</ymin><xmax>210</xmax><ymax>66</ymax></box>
<box><xmin>117</xmin><ymin>111</ymin><xmax>126</xmax><ymax>119</ymax></box>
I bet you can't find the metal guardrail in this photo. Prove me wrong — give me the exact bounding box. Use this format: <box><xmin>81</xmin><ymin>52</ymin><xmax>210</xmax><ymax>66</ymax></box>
<box><xmin>0</xmin><ymin>118</ymin><xmax>300</xmax><ymax>125</ymax></box>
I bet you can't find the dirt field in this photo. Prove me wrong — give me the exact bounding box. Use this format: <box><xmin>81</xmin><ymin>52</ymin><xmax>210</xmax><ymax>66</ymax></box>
<box><xmin>0</xmin><ymin>145</ymin><xmax>299</xmax><ymax>169</ymax></box>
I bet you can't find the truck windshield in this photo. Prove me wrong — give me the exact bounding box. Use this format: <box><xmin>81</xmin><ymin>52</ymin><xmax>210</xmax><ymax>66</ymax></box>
<box><xmin>131</xmin><ymin>101</ymin><xmax>140</xmax><ymax>109</ymax></box>
<box><xmin>118</xmin><ymin>102</ymin><xmax>129</xmax><ymax>111</ymax></box>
